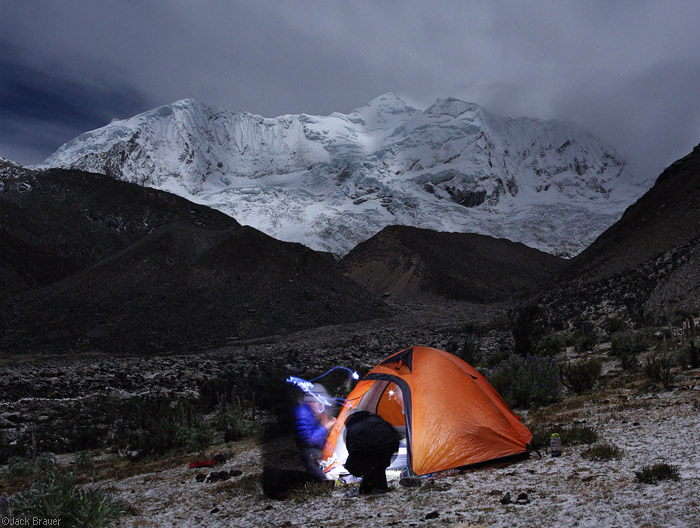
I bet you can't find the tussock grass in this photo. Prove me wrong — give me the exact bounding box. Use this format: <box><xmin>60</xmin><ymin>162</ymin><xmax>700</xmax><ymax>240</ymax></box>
<box><xmin>581</xmin><ymin>443</ymin><xmax>623</xmax><ymax>461</ymax></box>
<box><xmin>635</xmin><ymin>463</ymin><xmax>680</xmax><ymax>484</ymax></box>
<box><xmin>11</xmin><ymin>471</ymin><xmax>126</xmax><ymax>527</ymax></box>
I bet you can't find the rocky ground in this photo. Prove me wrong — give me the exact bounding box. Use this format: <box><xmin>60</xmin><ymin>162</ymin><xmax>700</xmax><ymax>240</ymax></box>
<box><xmin>21</xmin><ymin>365</ymin><xmax>700</xmax><ymax>528</ymax></box>
<box><xmin>0</xmin><ymin>298</ymin><xmax>507</xmax><ymax>459</ymax></box>
<box><xmin>2</xmin><ymin>299</ymin><xmax>699</xmax><ymax>527</ymax></box>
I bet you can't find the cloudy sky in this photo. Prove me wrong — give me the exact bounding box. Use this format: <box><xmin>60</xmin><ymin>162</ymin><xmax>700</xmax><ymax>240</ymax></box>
<box><xmin>1</xmin><ymin>1</ymin><xmax>699</xmax><ymax>180</ymax></box>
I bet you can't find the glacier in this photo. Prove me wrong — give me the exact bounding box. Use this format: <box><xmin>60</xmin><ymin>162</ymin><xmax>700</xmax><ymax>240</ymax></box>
<box><xmin>39</xmin><ymin>93</ymin><xmax>650</xmax><ymax>257</ymax></box>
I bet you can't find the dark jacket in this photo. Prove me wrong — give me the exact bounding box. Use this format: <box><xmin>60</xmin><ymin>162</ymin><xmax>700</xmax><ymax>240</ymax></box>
<box><xmin>294</xmin><ymin>402</ymin><xmax>328</xmax><ymax>450</ymax></box>
<box><xmin>345</xmin><ymin>410</ymin><xmax>401</xmax><ymax>455</ymax></box>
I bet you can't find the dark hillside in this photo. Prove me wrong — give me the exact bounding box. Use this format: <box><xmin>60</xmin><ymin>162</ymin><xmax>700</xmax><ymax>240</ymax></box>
<box><xmin>340</xmin><ymin>225</ymin><xmax>565</xmax><ymax>302</ymax></box>
<box><xmin>543</xmin><ymin>143</ymin><xmax>700</xmax><ymax>320</ymax></box>
<box><xmin>0</xmin><ymin>164</ymin><xmax>385</xmax><ymax>356</ymax></box>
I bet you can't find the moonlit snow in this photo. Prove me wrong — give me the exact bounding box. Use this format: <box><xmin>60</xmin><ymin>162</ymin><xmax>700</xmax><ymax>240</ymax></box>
<box><xmin>41</xmin><ymin>94</ymin><xmax>651</xmax><ymax>257</ymax></box>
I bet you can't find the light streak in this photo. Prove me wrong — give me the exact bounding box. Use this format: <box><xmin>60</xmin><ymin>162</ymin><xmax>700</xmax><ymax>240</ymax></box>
<box><xmin>286</xmin><ymin>364</ymin><xmax>361</xmax><ymax>411</ymax></box>
<box><xmin>309</xmin><ymin>366</ymin><xmax>359</xmax><ymax>381</ymax></box>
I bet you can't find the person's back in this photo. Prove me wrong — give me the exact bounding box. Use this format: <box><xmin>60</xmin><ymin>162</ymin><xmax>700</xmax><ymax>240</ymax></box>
<box><xmin>344</xmin><ymin>410</ymin><xmax>401</xmax><ymax>494</ymax></box>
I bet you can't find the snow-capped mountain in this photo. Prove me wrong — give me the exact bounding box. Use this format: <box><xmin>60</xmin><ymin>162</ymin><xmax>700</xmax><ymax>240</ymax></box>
<box><xmin>40</xmin><ymin>94</ymin><xmax>649</xmax><ymax>256</ymax></box>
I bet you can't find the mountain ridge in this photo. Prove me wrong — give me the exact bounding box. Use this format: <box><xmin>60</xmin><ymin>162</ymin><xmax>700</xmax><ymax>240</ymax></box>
<box><xmin>39</xmin><ymin>94</ymin><xmax>650</xmax><ymax>257</ymax></box>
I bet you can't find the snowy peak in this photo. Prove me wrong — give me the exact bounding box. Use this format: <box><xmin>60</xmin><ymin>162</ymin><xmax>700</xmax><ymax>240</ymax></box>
<box><xmin>424</xmin><ymin>97</ymin><xmax>483</xmax><ymax>119</ymax></box>
<box><xmin>351</xmin><ymin>92</ymin><xmax>418</xmax><ymax>129</ymax></box>
<box><xmin>39</xmin><ymin>94</ymin><xmax>651</xmax><ymax>257</ymax></box>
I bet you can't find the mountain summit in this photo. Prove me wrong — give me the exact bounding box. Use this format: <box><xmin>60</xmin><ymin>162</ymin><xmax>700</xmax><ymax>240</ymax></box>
<box><xmin>40</xmin><ymin>95</ymin><xmax>650</xmax><ymax>256</ymax></box>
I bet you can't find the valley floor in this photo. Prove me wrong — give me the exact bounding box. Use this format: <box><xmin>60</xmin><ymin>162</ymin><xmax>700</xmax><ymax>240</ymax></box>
<box><xmin>104</xmin><ymin>377</ymin><xmax>700</xmax><ymax>528</ymax></box>
<box><xmin>2</xmin><ymin>299</ymin><xmax>699</xmax><ymax>527</ymax></box>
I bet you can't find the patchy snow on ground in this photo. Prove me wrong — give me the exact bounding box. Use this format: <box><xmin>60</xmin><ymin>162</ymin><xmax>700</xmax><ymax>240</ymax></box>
<box><xmin>104</xmin><ymin>380</ymin><xmax>700</xmax><ymax>528</ymax></box>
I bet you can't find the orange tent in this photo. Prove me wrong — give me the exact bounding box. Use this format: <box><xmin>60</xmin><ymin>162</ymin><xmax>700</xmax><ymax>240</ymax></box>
<box><xmin>322</xmin><ymin>346</ymin><xmax>533</xmax><ymax>476</ymax></box>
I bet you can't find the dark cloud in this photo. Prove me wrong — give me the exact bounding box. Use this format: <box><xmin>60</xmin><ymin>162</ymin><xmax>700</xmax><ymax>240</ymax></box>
<box><xmin>1</xmin><ymin>1</ymin><xmax>699</xmax><ymax>178</ymax></box>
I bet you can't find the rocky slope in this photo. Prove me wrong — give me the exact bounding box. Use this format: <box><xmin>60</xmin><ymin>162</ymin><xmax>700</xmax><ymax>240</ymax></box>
<box><xmin>340</xmin><ymin>225</ymin><xmax>565</xmax><ymax>302</ymax></box>
<box><xmin>0</xmin><ymin>163</ymin><xmax>384</xmax><ymax>357</ymax></box>
<box><xmin>543</xmin><ymin>143</ymin><xmax>700</xmax><ymax>320</ymax></box>
<box><xmin>39</xmin><ymin>94</ymin><xmax>649</xmax><ymax>257</ymax></box>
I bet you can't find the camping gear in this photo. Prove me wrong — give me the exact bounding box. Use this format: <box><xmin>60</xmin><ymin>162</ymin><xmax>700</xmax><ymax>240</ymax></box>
<box><xmin>550</xmin><ymin>433</ymin><xmax>562</xmax><ymax>457</ymax></box>
<box><xmin>189</xmin><ymin>454</ymin><xmax>226</xmax><ymax>468</ymax></box>
<box><xmin>322</xmin><ymin>346</ymin><xmax>534</xmax><ymax>476</ymax></box>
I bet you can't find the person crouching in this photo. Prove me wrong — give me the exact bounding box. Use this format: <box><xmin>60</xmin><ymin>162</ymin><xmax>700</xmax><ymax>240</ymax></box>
<box><xmin>343</xmin><ymin>410</ymin><xmax>401</xmax><ymax>494</ymax></box>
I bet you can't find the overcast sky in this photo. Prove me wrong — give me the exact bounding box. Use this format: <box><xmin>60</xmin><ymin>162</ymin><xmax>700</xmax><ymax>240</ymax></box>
<box><xmin>1</xmin><ymin>1</ymin><xmax>699</xmax><ymax>180</ymax></box>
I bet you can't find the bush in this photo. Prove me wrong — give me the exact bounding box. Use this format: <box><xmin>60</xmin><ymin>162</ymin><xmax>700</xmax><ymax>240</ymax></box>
<box><xmin>528</xmin><ymin>422</ymin><xmax>598</xmax><ymax>451</ymax></box>
<box><xmin>512</xmin><ymin>304</ymin><xmax>544</xmax><ymax>357</ymax></box>
<box><xmin>581</xmin><ymin>443</ymin><xmax>622</xmax><ymax>461</ymax></box>
<box><xmin>675</xmin><ymin>341</ymin><xmax>700</xmax><ymax>370</ymax></box>
<box><xmin>643</xmin><ymin>355</ymin><xmax>674</xmax><ymax>389</ymax></box>
<box><xmin>73</xmin><ymin>451</ymin><xmax>95</xmax><ymax>471</ymax></box>
<box><xmin>560</xmin><ymin>424</ymin><xmax>598</xmax><ymax>446</ymax></box>
<box><xmin>488</xmin><ymin>355</ymin><xmax>561</xmax><ymax>409</ymax></box>
<box><xmin>610</xmin><ymin>333</ymin><xmax>648</xmax><ymax>373</ymax></box>
<box><xmin>635</xmin><ymin>463</ymin><xmax>680</xmax><ymax>484</ymax></box>
<box><xmin>536</xmin><ymin>334</ymin><xmax>566</xmax><ymax>357</ymax></box>
<box><xmin>11</xmin><ymin>471</ymin><xmax>126</xmax><ymax>527</ymax></box>
<box><xmin>610</xmin><ymin>333</ymin><xmax>648</xmax><ymax>357</ymax></box>
<box><xmin>214</xmin><ymin>405</ymin><xmax>261</xmax><ymax>442</ymax></box>
<box><xmin>605</xmin><ymin>316</ymin><xmax>627</xmax><ymax>334</ymax></box>
<box><xmin>575</xmin><ymin>333</ymin><xmax>598</xmax><ymax>353</ymax></box>
<box><xmin>113</xmin><ymin>397</ymin><xmax>214</xmax><ymax>459</ymax></box>
<box><xmin>458</xmin><ymin>329</ymin><xmax>482</xmax><ymax>365</ymax></box>
<box><xmin>5</xmin><ymin>454</ymin><xmax>57</xmax><ymax>480</ymax></box>
<box><xmin>560</xmin><ymin>360</ymin><xmax>602</xmax><ymax>393</ymax></box>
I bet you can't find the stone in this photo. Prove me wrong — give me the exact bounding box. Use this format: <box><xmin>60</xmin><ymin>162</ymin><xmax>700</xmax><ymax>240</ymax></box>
<box><xmin>515</xmin><ymin>492</ymin><xmax>530</xmax><ymax>505</ymax></box>
<box><xmin>399</xmin><ymin>476</ymin><xmax>422</xmax><ymax>488</ymax></box>
<box><xmin>425</xmin><ymin>511</ymin><xmax>439</xmax><ymax>520</ymax></box>
<box><xmin>500</xmin><ymin>492</ymin><xmax>512</xmax><ymax>505</ymax></box>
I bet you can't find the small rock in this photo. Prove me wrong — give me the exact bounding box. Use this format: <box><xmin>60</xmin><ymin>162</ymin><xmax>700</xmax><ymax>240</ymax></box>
<box><xmin>425</xmin><ymin>511</ymin><xmax>439</xmax><ymax>520</ymax></box>
<box><xmin>500</xmin><ymin>492</ymin><xmax>511</xmax><ymax>505</ymax></box>
<box><xmin>195</xmin><ymin>474</ymin><xmax>206</xmax><ymax>482</ymax></box>
<box><xmin>488</xmin><ymin>489</ymin><xmax>503</xmax><ymax>496</ymax></box>
<box><xmin>515</xmin><ymin>492</ymin><xmax>530</xmax><ymax>505</ymax></box>
<box><xmin>210</xmin><ymin>507</ymin><xmax>219</xmax><ymax>514</ymax></box>
<box><xmin>399</xmin><ymin>476</ymin><xmax>422</xmax><ymax>488</ymax></box>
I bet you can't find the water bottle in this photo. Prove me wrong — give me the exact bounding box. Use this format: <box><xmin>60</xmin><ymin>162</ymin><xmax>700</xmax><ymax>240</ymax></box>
<box><xmin>550</xmin><ymin>433</ymin><xmax>562</xmax><ymax>457</ymax></box>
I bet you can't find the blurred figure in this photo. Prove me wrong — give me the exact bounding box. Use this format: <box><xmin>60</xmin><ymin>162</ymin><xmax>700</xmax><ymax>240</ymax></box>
<box><xmin>343</xmin><ymin>410</ymin><xmax>401</xmax><ymax>494</ymax></box>
<box><xmin>293</xmin><ymin>383</ymin><xmax>336</xmax><ymax>480</ymax></box>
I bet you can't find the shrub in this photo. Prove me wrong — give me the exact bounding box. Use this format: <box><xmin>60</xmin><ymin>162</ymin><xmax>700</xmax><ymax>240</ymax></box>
<box><xmin>643</xmin><ymin>355</ymin><xmax>674</xmax><ymax>389</ymax></box>
<box><xmin>458</xmin><ymin>329</ymin><xmax>482</xmax><ymax>365</ymax></box>
<box><xmin>610</xmin><ymin>333</ymin><xmax>648</xmax><ymax>357</ymax></box>
<box><xmin>113</xmin><ymin>396</ymin><xmax>214</xmax><ymax>459</ymax></box>
<box><xmin>488</xmin><ymin>355</ymin><xmax>561</xmax><ymax>409</ymax></box>
<box><xmin>675</xmin><ymin>341</ymin><xmax>700</xmax><ymax>370</ymax></box>
<box><xmin>73</xmin><ymin>451</ymin><xmax>95</xmax><ymax>471</ymax></box>
<box><xmin>214</xmin><ymin>405</ymin><xmax>261</xmax><ymax>442</ymax></box>
<box><xmin>511</xmin><ymin>304</ymin><xmax>544</xmax><ymax>357</ymax></box>
<box><xmin>605</xmin><ymin>316</ymin><xmax>627</xmax><ymax>334</ymax></box>
<box><xmin>634</xmin><ymin>463</ymin><xmax>680</xmax><ymax>484</ymax></box>
<box><xmin>485</xmin><ymin>347</ymin><xmax>511</xmax><ymax>369</ymax></box>
<box><xmin>610</xmin><ymin>332</ymin><xmax>648</xmax><ymax>373</ymax></box>
<box><xmin>5</xmin><ymin>453</ymin><xmax>57</xmax><ymax>480</ymax></box>
<box><xmin>536</xmin><ymin>334</ymin><xmax>566</xmax><ymax>357</ymax></box>
<box><xmin>560</xmin><ymin>424</ymin><xmax>598</xmax><ymax>446</ymax></box>
<box><xmin>11</xmin><ymin>471</ymin><xmax>126</xmax><ymax>527</ymax></box>
<box><xmin>581</xmin><ymin>443</ymin><xmax>622</xmax><ymax>461</ymax></box>
<box><xmin>575</xmin><ymin>333</ymin><xmax>598</xmax><ymax>353</ymax></box>
<box><xmin>560</xmin><ymin>360</ymin><xmax>602</xmax><ymax>393</ymax></box>
<box><xmin>527</xmin><ymin>423</ymin><xmax>598</xmax><ymax>451</ymax></box>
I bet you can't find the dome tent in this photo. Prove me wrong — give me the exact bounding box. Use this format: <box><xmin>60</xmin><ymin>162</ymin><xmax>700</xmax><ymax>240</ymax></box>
<box><xmin>322</xmin><ymin>346</ymin><xmax>534</xmax><ymax>476</ymax></box>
